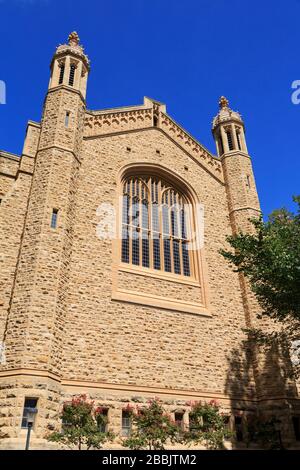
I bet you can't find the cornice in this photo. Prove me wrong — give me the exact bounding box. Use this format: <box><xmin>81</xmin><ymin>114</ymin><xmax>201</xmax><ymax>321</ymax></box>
<box><xmin>27</xmin><ymin>120</ymin><xmax>41</xmax><ymax>129</ymax></box>
<box><xmin>47</xmin><ymin>85</ymin><xmax>86</xmax><ymax>104</ymax></box>
<box><xmin>0</xmin><ymin>150</ymin><xmax>20</xmax><ymax>161</ymax></box>
<box><xmin>1</xmin><ymin>368</ymin><xmax>299</xmax><ymax>405</ymax></box>
<box><xmin>228</xmin><ymin>206</ymin><xmax>261</xmax><ymax>216</ymax></box>
<box><xmin>221</xmin><ymin>150</ymin><xmax>250</xmax><ymax>160</ymax></box>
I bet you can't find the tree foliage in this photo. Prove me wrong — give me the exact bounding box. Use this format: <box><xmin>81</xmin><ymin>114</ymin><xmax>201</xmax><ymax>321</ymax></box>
<box><xmin>184</xmin><ymin>400</ymin><xmax>232</xmax><ymax>449</ymax></box>
<box><xmin>221</xmin><ymin>196</ymin><xmax>300</xmax><ymax>376</ymax></box>
<box><xmin>47</xmin><ymin>394</ymin><xmax>114</xmax><ymax>450</ymax></box>
<box><xmin>245</xmin><ymin>415</ymin><xmax>282</xmax><ymax>450</ymax></box>
<box><xmin>122</xmin><ymin>399</ymin><xmax>180</xmax><ymax>450</ymax></box>
<box><xmin>221</xmin><ymin>196</ymin><xmax>300</xmax><ymax>322</ymax></box>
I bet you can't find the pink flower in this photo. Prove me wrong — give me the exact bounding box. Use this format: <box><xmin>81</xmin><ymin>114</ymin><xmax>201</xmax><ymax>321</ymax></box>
<box><xmin>95</xmin><ymin>406</ymin><xmax>106</xmax><ymax>415</ymax></box>
<box><xmin>209</xmin><ymin>399</ymin><xmax>218</xmax><ymax>407</ymax></box>
<box><xmin>123</xmin><ymin>403</ymin><xmax>135</xmax><ymax>413</ymax></box>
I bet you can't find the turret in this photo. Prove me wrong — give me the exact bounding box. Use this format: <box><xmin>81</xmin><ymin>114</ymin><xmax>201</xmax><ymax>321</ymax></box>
<box><xmin>212</xmin><ymin>96</ymin><xmax>248</xmax><ymax>156</ymax></box>
<box><xmin>212</xmin><ymin>96</ymin><xmax>260</xmax><ymax>233</ymax></box>
<box><xmin>49</xmin><ymin>31</ymin><xmax>90</xmax><ymax>99</ymax></box>
<box><xmin>4</xmin><ymin>33</ymin><xmax>89</xmax><ymax>375</ymax></box>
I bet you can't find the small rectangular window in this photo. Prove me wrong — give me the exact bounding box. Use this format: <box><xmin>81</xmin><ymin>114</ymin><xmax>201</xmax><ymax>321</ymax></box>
<box><xmin>69</xmin><ymin>64</ymin><xmax>76</xmax><ymax>86</ymax></box>
<box><xmin>51</xmin><ymin>209</ymin><xmax>58</xmax><ymax>229</ymax></box>
<box><xmin>21</xmin><ymin>398</ymin><xmax>38</xmax><ymax>429</ymax></box>
<box><xmin>65</xmin><ymin>111</ymin><xmax>70</xmax><ymax>127</ymax></box>
<box><xmin>246</xmin><ymin>175</ymin><xmax>251</xmax><ymax>189</ymax></box>
<box><xmin>293</xmin><ymin>416</ymin><xmax>300</xmax><ymax>441</ymax></box>
<box><xmin>175</xmin><ymin>412</ymin><xmax>184</xmax><ymax>430</ymax></box>
<box><xmin>235</xmin><ymin>416</ymin><xmax>243</xmax><ymax>442</ymax></box>
<box><xmin>98</xmin><ymin>408</ymin><xmax>108</xmax><ymax>433</ymax></box>
<box><xmin>121</xmin><ymin>410</ymin><xmax>131</xmax><ymax>437</ymax></box>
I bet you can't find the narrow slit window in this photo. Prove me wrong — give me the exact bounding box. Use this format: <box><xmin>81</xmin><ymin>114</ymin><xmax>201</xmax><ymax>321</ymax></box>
<box><xmin>218</xmin><ymin>137</ymin><xmax>224</xmax><ymax>155</ymax></box>
<box><xmin>65</xmin><ymin>111</ymin><xmax>70</xmax><ymax>127</ymax></box>
<box><xmin>246</xmin><ymin>175</ymin><xmax>251</xmax><ymax>189</ymax></box>
<box><xmin>236</xmin><ymin>130</ymin><xmax>242</xmax><ymax>150</ymax></box>
<box><xmin>69</xmin><ymin>64</ymin><xmax>76</xmax><ymax>86</ymax></box>
<box><xmin>51</xmin><ymin>209</ymin><xmax>58</xmax><ymax>229</ymax></box>
<box><xmin>58</xmin><ymin>64</ymin><xmax>65</xmax><ymax>84</ymax></box>
<box><xmin>226</xmin><ymin>131</ymin><xmax>234</xmax><ymax>151</ymax></box>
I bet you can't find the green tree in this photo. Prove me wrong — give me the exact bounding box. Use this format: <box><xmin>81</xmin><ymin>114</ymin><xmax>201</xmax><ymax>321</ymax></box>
<box><xmin>184</xmin><ymin>400</ymin><xmax>232</xmax><ymax>449</ymax></box>
<box><xmin>220</xmin><ymin>196</ymin><xmax>300</xmax><ymax>377</ymax></box>
<box><xmin>122</xmin><ymin>398</ymin><xmax>180</xmax><ymax>450</ymax></box>
<box><xmin>245</xmin><ymin>415</ymin><xmax>282</xmax><ymax>450</ymax></box>
<box><xmin>47</xmin><ymin>394</ymin><xmax>114</xmax><ymax>450</ymax></box>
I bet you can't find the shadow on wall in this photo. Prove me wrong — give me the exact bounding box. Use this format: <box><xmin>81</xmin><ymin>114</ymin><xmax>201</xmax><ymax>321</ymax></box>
<box><xmin>225</xmin><ymin>334</ymin><xmax>299</xmax><ymax>449</ymax></box>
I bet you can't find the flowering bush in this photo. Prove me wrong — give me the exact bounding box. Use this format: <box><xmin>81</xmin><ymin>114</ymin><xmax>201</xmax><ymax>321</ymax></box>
<box><xmin>184</xmin><ymin>400</ymin><xmax>232</xmax><ymax>449</ymax></box>
<box><xmin>47</xmin><ymin>394</ymin><xmax>114</xmax><ymax>450</ymax></box>
<box><xmin>123</xmin><ymin>403</ymin><xmax>135</xmax><ymax>413</ymax></box>
<box><xmin>122</xmin><ymin>398</ymin><xmax>181</xmax><ymax>450</ymax></box>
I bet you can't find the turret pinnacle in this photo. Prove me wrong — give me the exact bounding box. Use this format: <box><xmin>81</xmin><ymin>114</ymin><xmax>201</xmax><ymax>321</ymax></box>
<box><xmin>68</xmin><ymin>31</ymin><xmax>80</xmax><ymax>47</ymax></box>
<box><xmin>219</xmin><ymin>96</ymin><xmax>229</xmax><ymax>109</ymax></box>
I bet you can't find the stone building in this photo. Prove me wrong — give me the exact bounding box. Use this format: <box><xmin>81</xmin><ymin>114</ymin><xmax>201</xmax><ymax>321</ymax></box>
<box><xmin>0</xmin><ymin>32</ymin><xmax>299</xmax><ymax>449</ymax></box>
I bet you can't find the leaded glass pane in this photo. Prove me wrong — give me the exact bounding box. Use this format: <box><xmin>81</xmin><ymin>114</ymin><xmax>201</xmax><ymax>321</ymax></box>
<box><xmin>142</xmin><ymin>231</ymin><xmax>150</xmax><ymax>268</ymax></box>
<box><xmin>132</xmin><ymin>229</ymin><xmax>139</xmax><ymax>265</ymax></box>
<box><xmin>122</xmin><ymin>176</ymin><xmax>192</xmax><ymax>277</ymax></box>
<box><xmin>152</xmin><ymin>203</ymin><xmax>159</xmax><ymax>232</ymax></box>
<box><xmin>142</xmin><ymin>200</ymin><xmax>148</xmax><ymax>229</ymax></box>
<box><xmin>162</xmin><ymin>204</ymin><xmax>169</xmax><ymax>235</ymax></box>
<box><xmin>153</xmin><ymin>237</ymin><xmax>161</xmax><ymax>270</ymax></box>
<box><xmin>173</xmin><ymin>239</ymin><xmax>181</xmax><ymax>274</ymax></box>
<box><xmin>182</xmin><ymin>242</ymin><xmax>190</xmax><ymax>276</ymax></box>
<box><xmin>121</xmin><ymin>227</ymin><xmax>129</xmax><ymax>263</ymax></box>
<box><xmin>132</xmin><ymin>198</ymin><xmax>139</xmax><ymax>227</ymax></box>
<box><xmin>122</xmin><ymin>195</ymin><xmax>129</xmax><ymax>225</ymax></box>
<box><xmin>163</xmin><ymin>238</ymin><xmax>172</xmax><ymax>272</ymax></box>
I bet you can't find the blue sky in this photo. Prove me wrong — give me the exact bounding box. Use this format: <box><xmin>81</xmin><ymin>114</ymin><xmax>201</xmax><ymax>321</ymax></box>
<box><xmin>0</xmin><ymin>0</ymin><xmax>299</xmax><ymax>216</ymax></box>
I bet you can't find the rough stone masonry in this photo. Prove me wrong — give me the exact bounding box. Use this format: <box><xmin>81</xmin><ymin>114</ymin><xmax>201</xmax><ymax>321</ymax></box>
<box><xmin>0</xmin><ymin>32</ymin><xmax>299</xmax><ymax>449</ymax></box>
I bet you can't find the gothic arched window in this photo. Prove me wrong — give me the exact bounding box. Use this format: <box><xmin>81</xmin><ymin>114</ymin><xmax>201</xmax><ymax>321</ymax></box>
<box><xmin>121</xmin><ymin>176</ymin><xmax>193</xmax><ymax>277</ymax></box>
